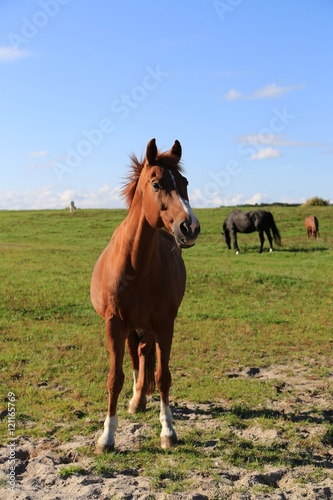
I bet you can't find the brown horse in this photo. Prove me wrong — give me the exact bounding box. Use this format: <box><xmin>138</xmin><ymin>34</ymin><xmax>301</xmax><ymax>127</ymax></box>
<box><xmin>90</xmin><ymin>139</ymin><xmax>200</xmax><ymax>452</ymax></box>
<box><xmin>305</xmin><ymin>216</ymin><xmax>319</xmax><ymax>238</ymax></box>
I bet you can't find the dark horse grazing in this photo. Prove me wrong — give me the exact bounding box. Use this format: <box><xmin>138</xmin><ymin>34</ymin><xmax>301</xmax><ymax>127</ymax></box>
<box><xmin>222</xmin><ymin>209</ymin><xmax>281</xmax><ymax>254</ymax></box>
<box><xmin>305</xmin><ymin>216</ymin><xmax>319</xmax><ymax>238</ymax></box>
<box><xmin>91</xmin><ymin>139</ymin><xmax>200</xmax><ymax>452</ymax></box>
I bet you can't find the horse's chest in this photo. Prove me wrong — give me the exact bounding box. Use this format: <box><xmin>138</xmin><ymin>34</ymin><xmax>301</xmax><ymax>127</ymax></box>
<box><xmin>116</xmin><ymin>270</ymin><xmax>184</xmax><ymax>330</ymax></box>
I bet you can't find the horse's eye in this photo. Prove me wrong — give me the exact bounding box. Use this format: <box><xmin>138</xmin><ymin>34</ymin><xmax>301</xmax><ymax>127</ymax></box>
<box><xmin>152</xmin><ymin>182</ymin><xmax>161</xmax><ymax>191</ymax></box>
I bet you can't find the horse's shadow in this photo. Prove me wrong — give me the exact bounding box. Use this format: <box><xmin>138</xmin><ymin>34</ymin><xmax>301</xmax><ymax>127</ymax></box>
<box><xmin>171</xmin><ymin>403</ymin><xmax>333</xmax><ymax>469</ymax></box>
<box><xmin>223</xmin><ymin>243</ymin><xmax>330</xmax><ymax>254</ymax></box>
<box><xmin>279</xmin><ymin>246</ymin><xmax>329</xmax><ymax>253</ymax></box>
<box><xmin>172</xmin><ymin>403</ymin><xmax>333</xmax><ymax>425</ymax></box>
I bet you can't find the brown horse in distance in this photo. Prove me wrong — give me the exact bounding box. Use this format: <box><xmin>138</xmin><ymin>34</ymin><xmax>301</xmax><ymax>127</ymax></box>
<box><xmin>90</xmin><ymin>139</ymin><xmax>200</xmax><ymax>452</ymax></box>
<box><xmin>305</xmin><ymin>216</ymin><xmax>319</xmax><ymax>238</ymax></box>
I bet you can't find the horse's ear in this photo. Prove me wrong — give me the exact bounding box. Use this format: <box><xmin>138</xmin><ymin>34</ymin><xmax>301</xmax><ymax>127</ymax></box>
<box><xmin>146</xmin><ymin>138</ymin><xmax>158</xmax><ymax>165</ymax></box>
<box><xmin>170</xmin><ymin>140</ymin><xmax>182</xmax><ymax>161</ymax></box>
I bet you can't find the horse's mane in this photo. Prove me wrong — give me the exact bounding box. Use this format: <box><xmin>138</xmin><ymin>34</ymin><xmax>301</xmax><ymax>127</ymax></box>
<box><xmin>122</xmin><ymin>151</ymin><xmax>183</xmax><ymax>207</ymax></box>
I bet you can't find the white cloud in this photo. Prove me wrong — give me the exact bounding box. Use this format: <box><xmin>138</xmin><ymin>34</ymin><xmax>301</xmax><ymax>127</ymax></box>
<box><xmin>29</xmin><ymin>161</ymin><xmax>54</xmax><ymax>170</ymax></box>
<box><xmin>240</xmin><ymin>134</ymin><xmax>282</xmax><ymax>146</ymax></box>
<box><xmin>0</xmin><ymin>185</ymin><xmax>125</xmax><ymax>210</ymax></box>
<box><xmin>28</xmin><ymin>151</ymin><xmax>48</xmax><ymax>158</ymax></box>
<box><xmin>223</xmin><ymin>83</ymin><xmax>305</xmax><ymax>101</ymax></box>
<box><xmin>189</xmin><ymin>188</ymin><xmax>272</xmax><ymax>208</ymax></box>
<box><xmin>0</xmin><ymin>47</ymin><xmax>31</xmax><ymax>62</ymax></box>
<box><xmin>251</xmin><ymin>83</ymin><xmax>305</xmax><ymax>99</ymax></box>
<box><xmin>239</xmin><ymin>134</ymin><xmax>327</xmax><ymax>148</ymax></box>
<box><xmin>245</xmin><ymin>193</ymin><xmax>270</xmax><ymax>205</ymax></box>
<box><xmin>224</xmin><ymin>89</ymin><xmax>243</xmax><ymax>101</ymax></box>
<box><xmin>28</xmin><ymin>151</ymin><xmax>50</xmax><ymax>169</ymax></box>
<box><xmin>189</xmin><ymin>188</ymin><xmax>223</xmax><ymax>208</ymax></box>
<box><xmin>74</xmin><ymin>185</ymin><xmax>124</xmax><ymax>209</ymax></box>
<box><xmin>250</xmin><ymin>147</ymin><xmax>281</xmax><ymax>160</ymax></box>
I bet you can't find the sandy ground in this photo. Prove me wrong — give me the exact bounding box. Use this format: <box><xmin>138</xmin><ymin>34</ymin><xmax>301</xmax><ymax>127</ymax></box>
<box><xmin>1</xmin><ymin>363</ymin><xmax>332</xmax><ymax>499</ymax></box>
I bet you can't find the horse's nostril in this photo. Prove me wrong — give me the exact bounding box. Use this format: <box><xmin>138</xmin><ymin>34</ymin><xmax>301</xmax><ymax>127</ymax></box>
<box><xmin>180</xmin><ymin>219</ymin><xmax>201</xmax><ymax>237</ymax></box>
<box><xmin>180</xmin><ymin>221</ymin><xmax>200</xmax><ymax>238</ymax></box>
<box><xmin>180</xmin><ymin>221</ymin><xmax>189</xmax><ymax>236</ymax></box>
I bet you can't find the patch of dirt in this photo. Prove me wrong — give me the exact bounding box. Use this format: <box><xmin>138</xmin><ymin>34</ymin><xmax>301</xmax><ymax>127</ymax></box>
<box><xmin>1</xmin><ymin>363</ymin><xmax>333</xmax><ymax>499</ymax></box>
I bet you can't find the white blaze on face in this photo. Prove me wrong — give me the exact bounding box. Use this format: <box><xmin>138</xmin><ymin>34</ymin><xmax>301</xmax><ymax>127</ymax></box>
<box><xmin>169</xmin><ymin>171</ymin><xmax>199</xmax><ymax>234</ymax></box>
<box><xmin>180</xmin><ymin>197</ymin><xmax>200</xmax><ymax>234</ymax></box>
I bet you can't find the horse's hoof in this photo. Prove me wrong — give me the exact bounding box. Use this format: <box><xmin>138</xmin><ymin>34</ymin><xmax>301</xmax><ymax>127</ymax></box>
<box><xmin>235</xmin><ymin>251</ymin><xmax>239</xmax><ymax>255</ymax></box>
<box><xmin>128</xmin><ymin>403</ymin><xmax>136</xmax><ymax>415</ymax></box>
<box><xmin>161</xmin><ymin>435</ymin><xmax>178</xmax><ymax>449</ymax></box>
<box><xmin>95</xmin><ymin>443</ymin><xmax>115</xmax><ymax>454</ymax></box>
<box><xmin>128</xmin><ymin>398</ymin><xmax>146</xmax><ymax>414</ymax></box>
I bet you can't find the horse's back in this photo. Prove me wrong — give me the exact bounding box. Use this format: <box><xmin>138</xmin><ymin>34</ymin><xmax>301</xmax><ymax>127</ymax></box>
<box><xmin>247</xmin><ymin>210</ymin><xmax>273</xmax><ymax>229</ymax></box>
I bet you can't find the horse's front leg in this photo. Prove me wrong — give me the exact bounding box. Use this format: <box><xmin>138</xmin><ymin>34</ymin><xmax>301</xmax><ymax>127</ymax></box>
<box><xmin>231</xmin><ymin>229</ymin><xmax>240</xmax><ymax>254</ymax></box>
<box><xmin>96</xmin><ymin>317</ymin><xmax>127</xmax><ymax>453</ymax></box>
<box><xmin>155</xmin><ymin>326</ymin><xmax>177</xmax><ymax>449</ymax></box>
<box><xmin>258</xmin><ymin>230</ymin><xmax>265</xmax><ymax>253</ymax></box>
<box><xmin>127</xmin><ymin>330</ymin><xmax>156</xmax><ymax>414</ymax></box>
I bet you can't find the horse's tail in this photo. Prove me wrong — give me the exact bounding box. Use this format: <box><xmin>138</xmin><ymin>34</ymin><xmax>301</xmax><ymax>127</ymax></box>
<box><xmin>145</xmin><ymin>339</ymin><xmax>156</xmax><ymax>395</ymax></box>
<box><xmin>269</xmin><ymin>213</ymin><xmax>282</xmax><ymax>246</ymax></box>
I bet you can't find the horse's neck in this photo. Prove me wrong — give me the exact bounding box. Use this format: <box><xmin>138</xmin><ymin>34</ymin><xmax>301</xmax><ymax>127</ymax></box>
<box><xmin>122</xmin><ymin>205</ymin><xmax>159</xmax><ymax>276</ymax></box>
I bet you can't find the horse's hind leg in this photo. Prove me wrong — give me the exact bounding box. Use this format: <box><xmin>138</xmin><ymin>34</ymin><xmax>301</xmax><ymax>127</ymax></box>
<box><xmin>127</xmin><ymin>330</ymin><xmax>155</xmax><ymax>414</ymax></box>
<box><xmin>96</xmin><ymin>317</ymin><xmax>127</xmax><ymax>453</ymax></box>
<box><xmin>265</xmin><ymin>229</ymin><xmax>274</xmax><ymax>252</ymax></box>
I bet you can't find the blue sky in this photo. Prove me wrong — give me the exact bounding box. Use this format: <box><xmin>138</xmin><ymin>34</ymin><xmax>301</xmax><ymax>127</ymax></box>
<box><xmin>1</xmin><ymin>0</ymin><xmax>332</xmax><ymax>209</ymax></box>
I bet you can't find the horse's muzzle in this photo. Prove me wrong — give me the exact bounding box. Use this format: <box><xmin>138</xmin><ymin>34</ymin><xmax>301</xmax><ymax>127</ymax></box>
<box><xmin>174</xmin><ymin>218</ymin><xmax>200</xmax><ymax>248</ymax></box>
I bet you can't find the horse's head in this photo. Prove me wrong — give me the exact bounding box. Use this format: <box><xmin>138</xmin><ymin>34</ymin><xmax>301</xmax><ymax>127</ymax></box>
<box><xmin>138</xmin><ymin>139</ymin><xmax>200</xmax><ymax>248</ymax></box>
<box><xmin>222</xmin><ymin>221</ymin><xmax>231</xmax><ymax>249</ymax></box>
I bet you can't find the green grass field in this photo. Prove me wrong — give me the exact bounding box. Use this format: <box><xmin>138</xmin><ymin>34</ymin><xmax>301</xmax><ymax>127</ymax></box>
<box><xmin>1</xmin><ymin>206</ymin><xmax>332</xmax><ymax>493</ymax></box>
